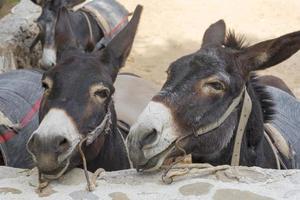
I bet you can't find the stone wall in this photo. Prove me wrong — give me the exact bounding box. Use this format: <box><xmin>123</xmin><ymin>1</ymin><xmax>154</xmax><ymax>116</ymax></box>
<box><xmin>0</xmin><ymin>166</ymin><xmax>299</xmax><ymax>199</ymax></box>
<box><xmin>0</xmin><ymin>0</ymin><xmax>41</xmax><ymax>73</ymax></box>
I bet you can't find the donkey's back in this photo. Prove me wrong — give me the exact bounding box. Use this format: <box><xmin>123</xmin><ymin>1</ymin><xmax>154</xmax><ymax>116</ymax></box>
<box><xmin>0</xmin><ymin>70</ymin><xmax>43</xmax><ymax>168</ymax></box>
<box><xmin>267</xmin><ymin>86</ymin><xmax>300</xmax><ymax>168</ymax></box>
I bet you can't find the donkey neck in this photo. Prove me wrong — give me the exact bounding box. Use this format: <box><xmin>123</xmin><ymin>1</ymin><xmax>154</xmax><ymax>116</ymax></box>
<box><xmin>238</xmin><ymin>82</ymin><xmax>276</xmax><ymax>168</ymax></box>
<box><xmin>68</xmin><ymin>10</ymin><xmax>103</xmax><ymax>50</ymax></box>
<box><xmin>87</xmin><ymin>103</ymin><xmax>130</xmax><ymax>172</ymax></box>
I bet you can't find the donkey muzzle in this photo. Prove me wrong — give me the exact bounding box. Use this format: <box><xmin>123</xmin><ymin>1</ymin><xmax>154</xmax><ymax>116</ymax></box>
<box><xmin>27</xmin><ymin>108</ymin><xmax>81</xmax><ymax>175</ymax></box>
<box><xmin>40</xmin><ymin>47</ymin><xmax>57</xmax><ymax>69</ymax></box>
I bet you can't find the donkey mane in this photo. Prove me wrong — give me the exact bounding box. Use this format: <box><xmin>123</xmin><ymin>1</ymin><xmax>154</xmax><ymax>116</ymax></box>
<box><xmin>224</xmin><ymin>30</ymin><xmax>248</xmax><ymax>50</ymax></box>
<box><xmin>223</xmin><ymin>30</ymin><xmax>275</xmax><ymax>123</ymax></box>
<box><xmin>249</xmin><ymin>74</ymin><xmax>275</xmax><ymax>123</ymax></box>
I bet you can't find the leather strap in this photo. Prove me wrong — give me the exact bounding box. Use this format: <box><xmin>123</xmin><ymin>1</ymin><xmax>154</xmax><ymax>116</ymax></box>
<box><xmin>81</xmin><ymin>11</ymin><xmax>94</xmax><ymax>45</ymax></box>
<box><xmin>231</xmin><ymin>90</ymin><xmax>252</xmax><ymax>166</ymax></box>
<box><xmin>192</xmin><ymin>87</ymin><xmax>252</xmax><ymax>166</ymax></box>
<box><xmin>81</xmin><ymin>5</ymin><xmax>110</xmax><ymax>36</ymax></box>
<box><xmin>195</xmin><ymin>88</ymin><xmax>245</xmax><ymax>136</ymax></box>
<box><xmin>264</xmin><ymin>123</ymin><xmax>291</xmax><ymax>159</ymax></box>
<box><xmin>192</xmin><ymin>86</ymin><xmax>289</xmax><ymax>169</ymax></box>
<box><xmin>86</xmin><ymin>101</ymin><xmax>113</xmax><ymax>146</ymax></box>
<box><xmin>264</xmin><ymin>131</ymin><xmax>281</xmax><ymax>169</ymax></box>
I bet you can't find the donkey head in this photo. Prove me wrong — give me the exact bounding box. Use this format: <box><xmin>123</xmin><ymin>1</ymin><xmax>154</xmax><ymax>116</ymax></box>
<box><xmin>27</xmin><ymin>5</ymin><xmax>142</xmax><ymax>177</ymax></box>
<box><xmin>31</xmin><ymin>0</ymin><xmax>84</xmax><ymax>68</ymax></box>
<box><xmin>127</xmin><ymin>20</ymin><xmax>300</xmax><ymax>171</ymax></box>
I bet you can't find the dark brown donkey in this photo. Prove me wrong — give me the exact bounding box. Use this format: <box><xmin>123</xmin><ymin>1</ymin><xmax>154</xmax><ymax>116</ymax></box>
<box><xmin>27</xmin><ymin>5</ymin><xmax>142</xmax><ymax>179</ymax></box>
<box><xmin>127</xmin><ymin>20</ymin><xmax>300</xmax><ymax>171</ymax></box>
<box><xmin>30</xmin><ymin>0</ymin><xmax>128</xmax><ymax>69</ymax></box>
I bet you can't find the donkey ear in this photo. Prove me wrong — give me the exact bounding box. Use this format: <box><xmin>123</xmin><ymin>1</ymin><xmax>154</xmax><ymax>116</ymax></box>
<box><xmin>201</xmin><ymin>20</ymin><xmax>226</xmax><ymax>47</ymax></box>
<box><xmin>104</xmin><ymin>5</ymin><xmax>143</xmax><ymax>68</ymax></box>
<box><xmin>63</xmin><ymin>0</ymin><xmax>85</xmax><ymax>8</ymax></box>
<box><xmin>31</xmin><ymin>0</ymin><xmax>43</xmax><ymax>6</ymax></box>
<box><xmin>238</xmin><ymin>31</ymin><xmax>300</xmax><ymax>73</ymax></box>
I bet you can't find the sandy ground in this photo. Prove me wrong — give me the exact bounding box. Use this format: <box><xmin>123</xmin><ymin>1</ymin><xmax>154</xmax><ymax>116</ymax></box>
<box><xmin>0</xmin><ymin>1</ymin><xmax>18</xmax><ymax>18</ymax></box>
<box><xmin>119</xmin><ymin>0</ymin><xmax>300</xmax><ymax>97</ymax></box>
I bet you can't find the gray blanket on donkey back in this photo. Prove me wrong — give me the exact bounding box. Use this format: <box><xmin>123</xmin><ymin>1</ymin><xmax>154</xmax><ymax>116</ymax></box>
<box><xmin>0</xmin><ymin>69</ymin><xmax>43</xmax><ymax>168</ymax></box>
<box><xmin>77</xmin><ymin>0</ymin><xmax>129</xmax><ymax>47</ymax></box>
<box><xmin>266</xmin><ymin>86</ymin><xmax>300</xmax><ymax>168</ymax></box>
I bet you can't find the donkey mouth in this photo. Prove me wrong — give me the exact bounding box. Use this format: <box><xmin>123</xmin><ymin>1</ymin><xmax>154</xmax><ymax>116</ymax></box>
<box><xmin>137</xmin><ymin>144</ymin><xmax>176</xmax><ymax>172</ymax></box>
<box><xmin>39</xmin><ymin>159</ymin><xmax>70</xmax><ymax>180</ymax></box>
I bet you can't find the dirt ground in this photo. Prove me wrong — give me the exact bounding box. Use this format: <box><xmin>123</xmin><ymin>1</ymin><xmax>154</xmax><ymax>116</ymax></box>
<box><xmin>119</xmin><ymin>0</ymin><xmax>300</xmax><ymax>97</ymax></box>
<box><xmin>0</xmin><ymin>0</ymin><xmax>18</xmax><ymax>18</ymax></box>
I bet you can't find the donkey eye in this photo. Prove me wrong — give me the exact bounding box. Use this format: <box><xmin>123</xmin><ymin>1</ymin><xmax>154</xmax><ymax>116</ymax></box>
<box><xmin>206</xmin><ymin>81</ymin><xmax>225</xmax><ymax>91</ymax></box>
<box><xmin>94</xmin><ymin>89</ymin><xmax>109</xmax><ymax>99</ymax></box>
<box><xmin>42</xmin><ymin>80</ymin><xmax>52</xmax><ymax>91</ymax></box>
<box><xmin>42</xmin><ymin>82</ymin><xmax>49</xmax><ymax>90</ymax></box>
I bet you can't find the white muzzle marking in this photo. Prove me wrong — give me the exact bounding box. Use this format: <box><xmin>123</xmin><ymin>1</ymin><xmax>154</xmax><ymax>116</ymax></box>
<box><xmin>41</xmin><ymin>47</ymin><xmax>57</xmax><ymax>67</ymax></box>
<box><xmin>129</xmin><ymin>101</ymin><xmax>180</xmax><ymax>160</ymax></box>
<box><xmin>28</xmin><ymin>108</ymin><xmax>81</xmax><ymax>163</ymax></box>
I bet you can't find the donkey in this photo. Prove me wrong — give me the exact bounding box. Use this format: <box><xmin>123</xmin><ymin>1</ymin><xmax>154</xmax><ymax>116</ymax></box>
<box><xmin>30</xmin><ymin>0</ymin><xmax>128</xmax><ymax>69</ymax></box>
<box><xmin>127</xmin><ymin>20</ymin><xmax>300</xmax><ymax>171</ymax></box>
<box><xmin>26</xmin><ymin>5</ymin><xmax>143</xmax><ymax>179</ymax></box>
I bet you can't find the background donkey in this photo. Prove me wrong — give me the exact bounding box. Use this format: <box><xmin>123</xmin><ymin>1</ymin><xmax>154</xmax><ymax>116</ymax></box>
<box><xmin>30</xmin><ymin>0</ymin><xmax>128</xmax><ymax>69</ymax></box>
<box><xmin>127</xmin><ymin>20</ymin><xmax>300</xmax><ymax>171</ymax></box>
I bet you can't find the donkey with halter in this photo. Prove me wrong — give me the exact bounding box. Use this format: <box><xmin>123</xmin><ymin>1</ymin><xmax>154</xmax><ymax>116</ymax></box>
<box><xmin>127</xmin><ymin>20</ymin><xmax>300</xmax><ymax>171</ymax></box>
<box><xmin>0</xmin><ymin>71</ymin><xmax>159</xmax><ymax>169</ymax></box>
<box><xmin>26</xmin><ymin>6</ymin><xmax>144</xmax><ymax>180</ymax></box>
<box><xmin>30</xmin><ymin>0</ymin><xmax>129</xmax><ymax>69</ymax></box>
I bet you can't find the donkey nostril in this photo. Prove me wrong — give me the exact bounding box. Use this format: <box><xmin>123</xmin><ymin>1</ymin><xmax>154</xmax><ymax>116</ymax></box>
<box><xmin>141</xmin><ymin>129</ymin><xmax>158</xmax><ymax>148</ymax></box>
<box><xmin>27</xmin><ymin>133</ymin><xmax>38</xmax><ymax>151</ymax></box>
<box><xmin>56</xmin><ymin>136</ymin><xmax>70</xmax><ymax>153</ymax></box>
<box><xmin>59</xmin><ymin>138</ymin><xmax>68</xmax><ymax>147</ymax></box>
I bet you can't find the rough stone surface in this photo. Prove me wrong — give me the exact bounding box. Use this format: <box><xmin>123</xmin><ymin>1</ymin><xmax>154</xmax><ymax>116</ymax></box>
<box><xmin>0</xmin><ymin>166</ymin><xmax>299</xmax><ymax>200</ymax></box>
<box><xmin>0</xmin><ymin>187</ymin><xmax>22</xmax><ymax>195</ymax></box>
<box><xmin>179</xmin><ymin>182</ymin><xmax>213</xmax><ymax>196</ymax></box>
<box><xmin>213</xmin><ymin>189</ymin><xmax>274</xmax><ymax>200</ymax></box>
<box><xmin>109</xmin><ymin>192</ymin><xmax>130</xmax><ymax>200</ymax></box>
<box><xmin>0</xmin><ymin>0</ymin><xmax>41</xmax><ymax>72</ymax></box>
